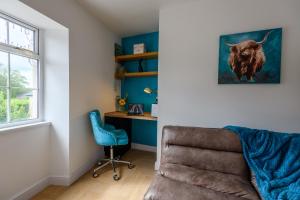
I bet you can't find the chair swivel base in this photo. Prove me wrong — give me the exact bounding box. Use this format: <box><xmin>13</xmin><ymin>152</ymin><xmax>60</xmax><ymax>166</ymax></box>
<box><xmin>92</xmin><ymin>146</ymin><xmax>135</xmax><ymax>181</ymax></box>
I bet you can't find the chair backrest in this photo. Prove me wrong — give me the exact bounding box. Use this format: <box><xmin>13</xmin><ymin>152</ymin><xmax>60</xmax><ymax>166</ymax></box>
<box><xmin>89</xmin><ymin>110</ymin><xmax>105</xmax><ymax>144</ymax></box>
<box><xmin>89</xmin><ymin>109</ymin><xmax>118</xmax><ymax>147</ymax></box>
<box><xmin>89</xmin><ymin>109</ymin><xmax>102</xmax><ymax>125</ymax></box>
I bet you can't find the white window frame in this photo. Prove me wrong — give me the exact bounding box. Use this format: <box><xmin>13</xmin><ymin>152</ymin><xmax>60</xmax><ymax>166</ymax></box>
<box><xmin>0</xmin><ymin>12</ymin><xmax>42</xmax><ymax>129</ymax></box>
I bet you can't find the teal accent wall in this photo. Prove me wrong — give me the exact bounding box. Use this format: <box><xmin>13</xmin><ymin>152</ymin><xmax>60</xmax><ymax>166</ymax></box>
<box><xmin>121</xmin><ymin>32</ymin><xmax>158</xmax><ymax>147</ymax></box>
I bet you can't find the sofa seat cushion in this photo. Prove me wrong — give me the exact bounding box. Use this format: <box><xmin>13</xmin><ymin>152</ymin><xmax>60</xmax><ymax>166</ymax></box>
<box><xmin>159</xmin><ymin>163</ymin><xmax>260</xmax><ymax>200</ymax></box>
<box><xmin>144</xmin><ymin>174</ymin><xmax>254</xmax><ymax>200</ymax></box>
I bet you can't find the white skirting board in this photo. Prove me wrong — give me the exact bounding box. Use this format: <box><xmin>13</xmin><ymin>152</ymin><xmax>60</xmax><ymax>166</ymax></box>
<box><xmin>131</xmin><ymin>143</ymin><xmax>157</xmax><ymax>152</ymax></box>
<box><xmin>10</xmin><ymin>156</ymin><xmax>99</xmax><ymax>200</ymax></box>
<box><xmin>10</xmin><ymin>176</ymin><xmax>49</xmax><ymax>200</ymax></box>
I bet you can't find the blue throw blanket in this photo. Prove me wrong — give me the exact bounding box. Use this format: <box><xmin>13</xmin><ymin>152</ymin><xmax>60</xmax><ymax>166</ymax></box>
<box><xmin>225</xmin><ymin>126</ymin><xmax>300</xmax><ymax>200</ymax></box>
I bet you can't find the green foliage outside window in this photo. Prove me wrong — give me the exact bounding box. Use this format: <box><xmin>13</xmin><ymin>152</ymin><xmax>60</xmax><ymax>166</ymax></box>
<box><xmin>0</xmin><ymin>67</ymin><xmax>31</xmax><ymax>123</ymax></box>
<box><xmin>0</xmin><ymin>91</ymin><xmax>6</xmax><ymax>122</ymax></box>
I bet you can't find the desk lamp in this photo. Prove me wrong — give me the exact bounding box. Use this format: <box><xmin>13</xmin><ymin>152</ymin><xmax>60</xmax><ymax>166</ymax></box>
<box><xmin>144</xmin><ymin>87</ymin><xmax>158</xmax><ymax>117</ymax></box>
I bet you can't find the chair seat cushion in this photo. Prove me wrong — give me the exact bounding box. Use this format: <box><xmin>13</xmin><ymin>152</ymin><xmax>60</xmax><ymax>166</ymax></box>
<box><xmin>144</xmin><ymin>173</ymin><xmax>254</xmax><ymax>200</ymax></box>
<box><xmin>157</xmin><ymin>163</ymin><xmax>260</xmax><ymax>200</ymax></box>
<box><xmin>112</xmin><ymin>129</ymin><xmax>128</xmax><ymax>145</ymax></box>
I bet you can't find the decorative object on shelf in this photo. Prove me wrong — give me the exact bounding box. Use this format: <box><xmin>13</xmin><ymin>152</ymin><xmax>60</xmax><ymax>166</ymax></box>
<box><xmin>127</xmin><ymin>104</ymin><xmax>144</xmax><ymax>116</ymax></box>
<box><xmin>151</xmin><ymin>104</ymin><xmax>158</xmax><ymax>117</ymax></box>
<box><xmin>219</xmin><ymin>28</ymin><xmax>282</xmax><ymax>84</ymax></box>
<box><xmin>133</xmin><ymin>43</ymin><xmax>145</xmax><ymax>54</ymax></box>
<box><xmin>114</xmin><ymin>43</ymin><xmax>123</xmax><ymax>56</ymax></box>
<box><xmin>138</xmin><ymin>59</ymin><xmax>144</xmax><ymax>72</ymax></box>
<box><xmin>115</xmin><ymin>66</ymin><xmax>126</xmax><ymax>79</ymax></box>
<box><xmin>116</xmin><ymin>94</ymin><xmax>128</xmax><ymax>112</ymax></box>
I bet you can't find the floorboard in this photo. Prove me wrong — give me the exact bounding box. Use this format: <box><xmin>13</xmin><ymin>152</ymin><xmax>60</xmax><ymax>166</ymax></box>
<box><xmin>31</xmin><ymin>150</ymin><xmax>155</xmax><ymax>200</ymax></box>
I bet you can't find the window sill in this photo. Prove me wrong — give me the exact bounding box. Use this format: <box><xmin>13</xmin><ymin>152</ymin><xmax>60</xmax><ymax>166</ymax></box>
<box><xmin>0</xmin><ymin>121</ymin><xmax>51</xmax><ymax>134</ymax></box>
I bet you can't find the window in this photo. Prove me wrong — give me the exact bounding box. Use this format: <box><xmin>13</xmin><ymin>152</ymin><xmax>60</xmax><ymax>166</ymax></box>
<box><xmin>0</xmin><ymin>12</ymin><xmax>40</xmax><ymax>127</ymax></box>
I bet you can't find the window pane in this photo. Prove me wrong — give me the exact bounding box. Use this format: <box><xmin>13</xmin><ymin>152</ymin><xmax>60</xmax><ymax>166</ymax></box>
<box><xmin>0</xmin><ymin>51</ymin><xmax>8</xmax><ymax>87</ymax></box>
<box><xmin>0</xmin><ymin>18</ymin><xmax>7</xmax><ymax>44</ymax></box>
<box><xmin>9</xmin><ymin>22</ymin><xmax>34</xmax><ymax>51</ymax></box>
<box><xmin>10</xmin><ymin>88</ymin><xmax>37</xmax><ymax>122</ymax></box>
<box><xmin>0</xmin><ymin>87</ymin><xmax>7</xmax><ymax>123</ymax></box>
<box><xmin>10</xmin><ymin>54</ymin><xmax>38</xmax><ymax>88</ymax></box>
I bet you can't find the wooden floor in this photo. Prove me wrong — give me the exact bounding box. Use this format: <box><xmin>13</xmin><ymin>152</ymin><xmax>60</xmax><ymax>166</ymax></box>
<box><xmin>32</xmin><ymin>150</ymin><xmax>155</xmax><ymax>200</ymax></box>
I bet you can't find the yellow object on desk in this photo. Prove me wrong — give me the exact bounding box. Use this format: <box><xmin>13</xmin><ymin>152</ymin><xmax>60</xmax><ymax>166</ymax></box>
<box><xmin>104</xmin><ymin>111</ymin><xmax>157</xmax><ymax>121</ymax></box>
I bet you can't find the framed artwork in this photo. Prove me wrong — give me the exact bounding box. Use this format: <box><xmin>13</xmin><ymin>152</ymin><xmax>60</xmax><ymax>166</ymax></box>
<box><xmin>218</xmin><ymin>28</ymin><xmax>282</xmax><ymax>84</ymax></box>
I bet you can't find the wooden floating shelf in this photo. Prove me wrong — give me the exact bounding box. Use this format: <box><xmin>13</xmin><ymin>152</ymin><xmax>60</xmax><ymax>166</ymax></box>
<box><xmin>115</xmin><ymin>52</ymin><xmax>158</xmax><ymax>62</ymax></box>
<box><xmin>124</xmin><ymin>71</ymin><xmax>158</xmax><ymax>78</ymax></box>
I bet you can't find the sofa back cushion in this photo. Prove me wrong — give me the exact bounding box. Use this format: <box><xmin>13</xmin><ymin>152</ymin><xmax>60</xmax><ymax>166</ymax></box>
<box><xmin>161</xmin><ymin>126</ymin><xmax>250</xmax><ymax>178</ymax></box>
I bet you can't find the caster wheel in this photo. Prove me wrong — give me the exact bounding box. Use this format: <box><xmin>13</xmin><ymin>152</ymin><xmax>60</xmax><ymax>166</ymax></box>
<box><xmin>93</xmin><ymin>172</ymin><xmax>99</xmax><ymax>178</ymax></box>
<box><xmin>128</xmin><ymin>163</ymin><xmax>135</xmax><ymax>169</ymax></box>
<box><xmin>113</xmin><ymin>174</ymin><xmax>120</xmax><ymax>181</ymax></box>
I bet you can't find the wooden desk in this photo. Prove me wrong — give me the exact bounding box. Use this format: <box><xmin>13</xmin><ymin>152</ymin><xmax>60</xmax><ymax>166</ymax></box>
<box><xmin>104</xmin><ymin>111</ymin><xmax>157</xmax><ymax>157</ymax></box>
<box><xmin>104</xmin><ymin>111</ymin><xmax>157</xmax><ymax>121</ymax></box>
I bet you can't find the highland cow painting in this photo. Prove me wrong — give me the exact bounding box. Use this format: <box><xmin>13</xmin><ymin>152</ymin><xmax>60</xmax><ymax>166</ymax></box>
<box><xmin>218</xmin><ymin>28</ymin><xmax>282</xmax><ymax>84</ymax></box>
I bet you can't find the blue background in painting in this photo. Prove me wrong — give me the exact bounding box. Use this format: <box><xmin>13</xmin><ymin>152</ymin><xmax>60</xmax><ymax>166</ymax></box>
<box><xmin>121</xmin><ymin>32</ymin><xmax>158</xmax><ymax>147</ymax></box>
<box><xmin>218</xmin><ymin>28</ymin><xmax>282</xmax><ymax>84</ymax></box>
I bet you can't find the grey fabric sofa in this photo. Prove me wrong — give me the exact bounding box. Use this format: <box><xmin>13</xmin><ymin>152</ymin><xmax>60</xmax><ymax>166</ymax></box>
<box><xmin>144</xmin><ymin>126</ymin><xmax>261</xmax><ymax>200</ymax></box>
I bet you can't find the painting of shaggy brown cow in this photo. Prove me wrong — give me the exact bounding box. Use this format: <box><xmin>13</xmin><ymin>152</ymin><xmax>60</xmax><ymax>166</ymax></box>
<box><xmin>218</xmin><ymin>28</ymin><xmax>282</xmax><ymax>84</ymax></box>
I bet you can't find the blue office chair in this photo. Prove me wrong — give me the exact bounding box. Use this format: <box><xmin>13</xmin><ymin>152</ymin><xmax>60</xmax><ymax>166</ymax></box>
<box><xmin>89</xmin><ymin>109</ymin><xmax>135</xmax><ymax>181</ymax></box>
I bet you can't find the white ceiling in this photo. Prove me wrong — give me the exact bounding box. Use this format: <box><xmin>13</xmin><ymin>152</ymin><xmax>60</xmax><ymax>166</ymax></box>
<box><xmin>77</xmin><ymin>0</ymin><xmax>189</xmax><ymax>37</ymax></box>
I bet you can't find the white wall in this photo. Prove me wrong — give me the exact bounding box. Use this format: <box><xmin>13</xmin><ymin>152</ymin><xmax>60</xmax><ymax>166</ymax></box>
<box><xmin>158</xmin><ymin>0</ymin><xmax>300</xmax><ymax>164</ymax></box>
<box><xmin>42</xmin><ymin>29</ymin><xmax>70</xmax><ymax>181</ymax></box>
<box><xmin>0</xmin><ymin>0</ymin><xmax>69</xmax><ymax>199</ymax></box>
<box><xmin>21</xmin><ymin>0</ymin><xmax>119</xmax><ymax>182</ymax></box>
<box><xmin>0</xmin><ymin>0</ymin><xmax>118</xmax><ymax>199</ymax></box>
<box><xmin>0</xmin><ymin>124</ymin><xmax>50</xmax><ymax>200</ymax></box>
